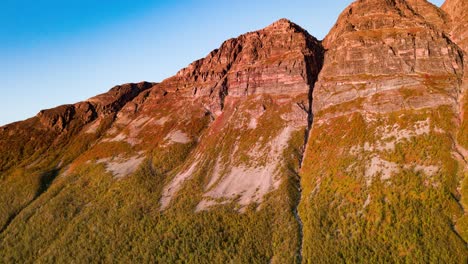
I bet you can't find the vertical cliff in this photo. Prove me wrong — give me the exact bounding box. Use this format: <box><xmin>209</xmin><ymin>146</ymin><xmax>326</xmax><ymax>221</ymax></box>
<box><xmin>442</xmin><ymin>0</ymin><xmax>468</xmax><ymax>242</ymax></box>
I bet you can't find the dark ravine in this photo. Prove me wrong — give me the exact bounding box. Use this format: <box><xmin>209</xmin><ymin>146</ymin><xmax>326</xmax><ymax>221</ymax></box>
<box><xmin>294</xmin><ymin>42</ymin><xmax>325</xmax><ymax>263</ymax></box>
<box><xmin>292</xmin><ymin>171</ymin><xmax>304</xmax><ymax>263</ymax></box>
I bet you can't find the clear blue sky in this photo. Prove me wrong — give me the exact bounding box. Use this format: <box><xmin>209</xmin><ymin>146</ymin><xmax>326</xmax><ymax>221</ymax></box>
<box><xmin>0</xmin><ymin>0</ymin><xmax>444</xmax><ymax>126</ymax></box>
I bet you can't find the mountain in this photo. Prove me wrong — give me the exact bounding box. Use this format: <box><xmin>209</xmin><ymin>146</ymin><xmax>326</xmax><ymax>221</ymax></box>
<box><xmin>301</xmin><ymin>0</ymin><xmax>467</xmax><ymax>261</ymax></box>
<box><xmin>0</xmin><ymin>0</ymin><xmax>466</xmax><ymax>263</ymax></box>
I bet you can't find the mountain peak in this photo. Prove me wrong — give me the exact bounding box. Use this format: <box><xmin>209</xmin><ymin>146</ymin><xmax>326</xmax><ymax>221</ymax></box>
<box><xmin>262</xmin><ymin>18</ymin><xmax>312</xmax><ymax>36</ymax></box>
<box><xmin>315</xmin><ymin>0</ymin><xmax>463</xmax><ymax>116</ymax></box>
<box><xmin>323</xmin><ymin>0</ymin><xmax>450</xmax><ymax>48</ymax></box>
<box><xmin>166</xmin><ymin>17</ymin><xmax>322</xmax><ymax>116</ymax></box>
<box><xmin>265</xmin><ymin>18</ymin><xmax>295</xmax><ymax>29</ymax></box>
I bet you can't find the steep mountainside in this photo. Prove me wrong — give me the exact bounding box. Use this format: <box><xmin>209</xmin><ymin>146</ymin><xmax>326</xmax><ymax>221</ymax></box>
<box><xmin>301</xmin><ymin>0</ymin><xmax>467</xmax><ymax>262</ymax></box>
<box><xmin>0</xmin><ymin>0</ymin><xmax>466</xmax><ymax>263</ymax></box>
<box><xmin>0</xmin><ymin>19</ymin><xmax>323</xmax><ymax>263</ymax></box>
<box><xmin>442</xmin><ymin>0</ymin><xmax>468</xmax><ymax>244</ymax></box>
<box><xmin>442</xmin><ymin>0</ymin><xmax>468</xmax><ymax>151</ymax></box>
<box><xmin>0</xmin><ymin>82</ymin><xmax>154</xmax><ymax>233</ymax></box>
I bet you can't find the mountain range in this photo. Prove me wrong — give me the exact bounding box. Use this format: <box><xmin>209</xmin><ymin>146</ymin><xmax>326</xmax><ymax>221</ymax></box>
<box><xmin>0</xmin><ymin>0</ymin><xmax>467</xmax><ymax>262</ymax></box>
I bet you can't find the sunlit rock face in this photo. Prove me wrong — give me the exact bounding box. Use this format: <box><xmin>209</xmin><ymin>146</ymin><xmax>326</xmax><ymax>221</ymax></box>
<box><xmin>442</xmin><ymin>0</ymin><xmax>468</xmax><ymax>52</ymax></box>
<box><xmin>313</xmin><ymin>0</ymin><xmax>463</xmax><ymax>119</ymax></box>
<box><xmin>156</xmin><ymin>18</ymin><xmax>323</xmax><ymax>116</ymax></box>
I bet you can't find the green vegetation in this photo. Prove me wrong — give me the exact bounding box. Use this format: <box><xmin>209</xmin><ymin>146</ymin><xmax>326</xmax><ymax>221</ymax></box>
<box><xmin>0</xmin><ymin>95</ymin><xmax>306</xmax><ymax>263</ymax></box>
<box><xmin>300</xmin><ymin>108</ymin><xmax>468</xmax><ymax>263</ymax></box>
<box><xmin>455</xmin><ymin>93</ymin><xmax>468</xmax><ymax>241</ymax></box>
<box><xmin>0</xmin><ymin>160</ymin><xmax>272</xmax><ymax>263</ymax></box>
<box><xmin>0</xmin><ymin>115</ymin><xmax>114</xmax><ymax>232</ymax></box>
<box><xmin>1</xmin><ymin>89</ymin><xmax>466</xmax><ymax>263</ymax></box>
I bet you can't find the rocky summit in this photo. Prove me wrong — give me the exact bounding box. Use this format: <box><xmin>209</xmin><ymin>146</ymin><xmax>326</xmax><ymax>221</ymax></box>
<box><xmin>0</xmin><ymin>0</ymin><xmax>467</xmax><ymax>263</ymax></box>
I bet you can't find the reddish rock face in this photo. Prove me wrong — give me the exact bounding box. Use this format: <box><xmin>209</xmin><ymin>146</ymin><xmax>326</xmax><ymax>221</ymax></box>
<box><xmin>443</xmin><ymin>0</ymin><xmax>468</xmax><ymax>153</ymax></box>
<box><xmin>35</xmin><ymin>81</ymin><xmax>155</xmax><ymax>132</ymax></box>
<box><xmin>104</xmin><ymin>19</ymin><xmax>324</xmax><ymax>211</ymax></box>
<box><xmin>300</xmin><ymin>1</ymin><xmax>468</xmax><ymax>260</ymax></box>
<box><xmin>442</xmin><ymin>0</ymin><xmax>468</xmax><ymax>52</ymax></box>
<box><xmin>314</xmin><ymin>0</ymin><xmax>464</xmax><ymax>117</ymax></box>
<box><xmin>156</xmin><ymin>19</ymin><xmax>323</xmax><ymax>115</ymax></box>
<box><xmin>0</xmin><ymin>81</ymin><xmax>154</xmax><ymax>172</ymax></box>
<box><xmin>406</xmin><ymin>0</ymin><xmax>450</xmax><ymax>31</ymax></box>
<box><xmin>0</xmin><ymin>18</ymin><xmax>325</xmax><ymax>210</ymax></box>
<box><xmin>87</xmin><ymin>81</ymin><xmax>155</xmax><ymax>114</ymax></box>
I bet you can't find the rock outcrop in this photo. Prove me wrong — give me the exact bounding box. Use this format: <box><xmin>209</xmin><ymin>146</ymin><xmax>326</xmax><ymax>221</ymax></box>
<box><xmin>157</xmin><ymin>19</ymin><xmax>323</xmax><ymax>115</ymax></box>
<box><xmin>0</xmin><ymin>81</ymin><xmax>153</xmax><ymax>170</ymax></box>
<box><xmin>36</xmin><ymin>102</ymin><xmax>96</xmax><ymax>132</ymax></box>
<box><xmin>314</xmin><ymin>0</ymin><xmax>463</xmax><ymax>119</ymax></box>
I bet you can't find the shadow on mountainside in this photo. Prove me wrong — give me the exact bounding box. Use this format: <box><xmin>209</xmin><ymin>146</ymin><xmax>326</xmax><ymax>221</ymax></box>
<box><xmin>0</xmin><ymin>168</ymin><xmax>60</xmax><ymax>235</ymax></box>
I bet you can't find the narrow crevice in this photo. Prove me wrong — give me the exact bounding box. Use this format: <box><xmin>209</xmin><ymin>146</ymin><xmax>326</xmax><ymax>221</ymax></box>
<box><xmin>453</xmin><ymin>51</ymin><xmax>467</xmax><ymax>244</ymax></box>
<box><xmin>302</xmin><ymin>41</ymin><xmax>325</xmax><ymax>164</ymax></box>
<box><xmin>209</xmin><ymin>42</ymin><xmax>244</xmax><ymax>112</ymax></box>
<box><xmin>291</xmin><ymin>170</ymin><xmax>304</xmax><ymax>264</ymax></box>
<box><xmin>454</xmin><ymin>141</ymin><xmax>468</xmax><ymax>165</ymax></box>
<box><xmin>219</xmin><ymin>77</ymin><xmax>229</xmax><ymax>110</ymax></box>
<box><xmin>0</xmin><ymin>214</ymin><xmax>17</xmax><ymax>236</ymax></box>
<box><xmin>293</xmin><ymin>41</ymin><xmax>325</xmax><ymax>263</ymax></box>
